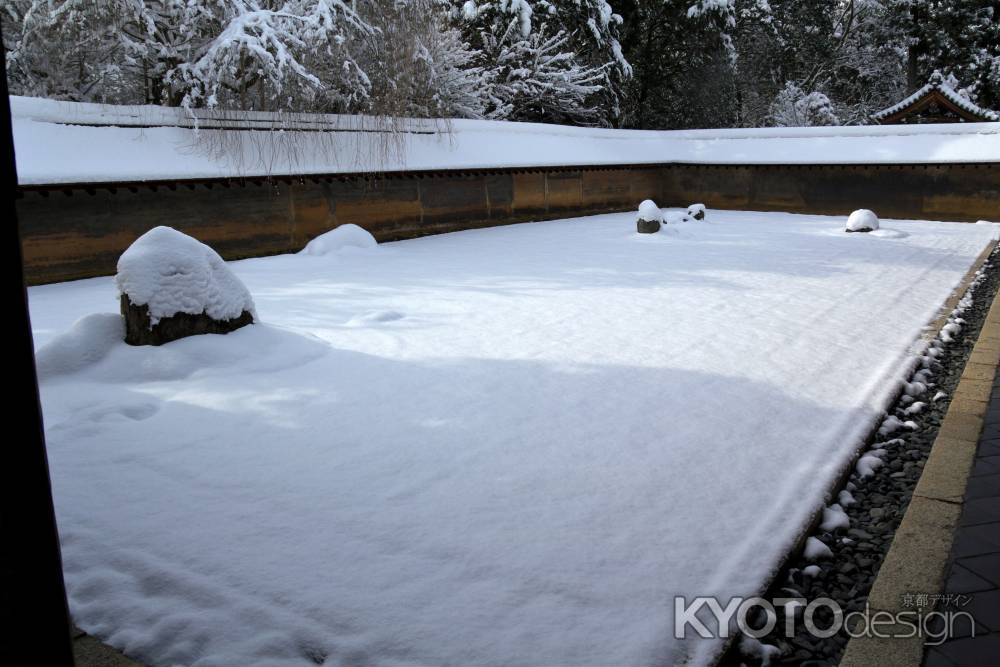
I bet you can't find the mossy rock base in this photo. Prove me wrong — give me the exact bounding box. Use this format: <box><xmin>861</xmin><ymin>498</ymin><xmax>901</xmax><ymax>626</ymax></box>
<box><xmin>121</xmin><ymin>294</ymin><xmax>254</xmax><ymax>346</ymax></box>
<box><xmin>637</xmin><ymin>219</ymin><xmax>662</xmax><ymax>234</ymax></box>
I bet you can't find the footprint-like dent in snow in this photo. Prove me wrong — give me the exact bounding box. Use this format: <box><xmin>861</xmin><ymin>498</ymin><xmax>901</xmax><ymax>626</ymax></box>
<box><xmin>88</xmin><ymin>401</ymin><xmax>160</xmax><ymax>423</ymax></box>
<box><xmin>117</xmin><ymin>402</ymin><xmax>160</xmax><ymax>421</ymax></box>
<box><xmin>347</xmin><ymin>310</ymin><xmax>405</xmax><ymax>326</ymax></box>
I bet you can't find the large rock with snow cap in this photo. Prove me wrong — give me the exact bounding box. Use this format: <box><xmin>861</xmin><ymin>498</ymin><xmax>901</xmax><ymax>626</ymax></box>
<box><xmin>116</xmin><ymin>226</ymin><xmax>256</xmax><ymax>346</ymax></box>
<box><xmin>637</xmin><ymin>199</ymin><xmax>662</xmax><ymax>234</ymax></box>
<box><xmin>687</xmin><ymin>203</ymin><xmax>706</xmax><ymax>221</ymax></box>
<box><xmin>846</xmin><ymin>209</ymin><xmax>879</xmax><ymax>233</ymax></box>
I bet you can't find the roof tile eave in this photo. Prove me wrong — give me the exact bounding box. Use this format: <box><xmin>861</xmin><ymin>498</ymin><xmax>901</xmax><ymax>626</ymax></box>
<box><xmin>872</xmin><ymin>80</ymin><xmax>999</xmax><ymax>123</ymax></box>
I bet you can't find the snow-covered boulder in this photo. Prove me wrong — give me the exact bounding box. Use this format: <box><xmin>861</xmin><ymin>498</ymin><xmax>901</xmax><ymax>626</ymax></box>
<box><xmin>687</xmin><ymin>203</ymin><xmax>706</xmax><ymax>221</ymax></box>
<box><xmin>116</xmin><ymin>226</ymin><xmax>256</xmax><ymax>346</ymax></box>
<box><xmin>300</xmin><ymin>224</ymin><xmax>378</xmax><ymax>255</ymax></box>
<box><xmin>637</xmin><ymin>199</ymin><xmax>662</xmax><ymax>234</ymax></box>
<box><xmin>846</xmin><ymin>209</ymin><xmax>879</xmax><ymax>233</ymax></box>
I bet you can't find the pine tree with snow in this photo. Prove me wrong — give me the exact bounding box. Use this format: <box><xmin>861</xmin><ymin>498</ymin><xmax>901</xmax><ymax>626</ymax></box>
<box><xmin>3</xmin><ymin>0</ymin><xmax>130</xmax><ymax>102</ymax></box>
<box><xmin>615</xmin><ymin>0</ymin><xmax>738</xmax><ymax>128</ymax></box>
<box><xmin>543</xmin><ymin>0</ymin><xmax>632</xmax><ymax>122</ymax></box>
<box><xmin>3</xmin><ymin>1</ymin><xmax>377</xmax><ymax>112</ymax></box>
<box><xmin>884</xmin><ymin>0</ymin><xmax>1000</xmax><ymax>110</ymax></box>
<box><xmin>449</xmin><ymin>0</ymin><xmax>630</xmax><ymax>125</ymax></box>
<box><xmin>352</xmin><ymin>0</ymin><xmax>493</xmax><ymax>119</ymax></box>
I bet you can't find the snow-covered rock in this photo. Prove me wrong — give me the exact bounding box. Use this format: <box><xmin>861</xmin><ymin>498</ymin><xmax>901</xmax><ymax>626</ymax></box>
<box><xmin>855</xmin><ymin>454</ymin><xmax>884</xmax><ymax>479</ymax></box>
<box><xmin>804</xmin><ymin>536</ymin><xmax>833</xmax><ymax>561</ymax></box>
<box><xmin>738</xmin><ymin>635</ymin><xmax>780</xmax><ymax>666</ymax></box>
<box><xmin>802</xmin><ymin>564</ymin><xmax>822</xmax><ymax>578</ymax></box>
<box><xmin>636</xmin><ymin>199</ymin><xmax>662</xmax><ymax>234</ymax></box>
<box><xmin>819</xmin><ymin>503</ymin><xmax>850</xmax><ymax>532</ymax></box>
<box><xmin>300</xmin><ymin>224</ymin><xmax>378</xmax><ymax>255</ymax></box>
<box><xmin>846</xmin><ymin>209</ymin><xmax>879</xmax><ymax>233</ymax></box>
<box><xmin>116</xmin><ymin>226</ymin><xmax>256</xmax><ymax>345</ymax></box>
<box><xmin>687</xmin><ymin>203</ymin><xmax>706</xmax><ymax>221</ymax></box>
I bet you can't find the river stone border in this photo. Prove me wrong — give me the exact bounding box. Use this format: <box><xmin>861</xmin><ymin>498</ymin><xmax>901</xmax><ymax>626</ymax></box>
<box><xmin>718</xmin><ymin>240</ymin><xmax>1000</xmax><ymax>667</ymax></box>
<box><xmin>838</xmin><ymin>266</ymin><xmax>1000</xmax><ymax>666</ymax></box>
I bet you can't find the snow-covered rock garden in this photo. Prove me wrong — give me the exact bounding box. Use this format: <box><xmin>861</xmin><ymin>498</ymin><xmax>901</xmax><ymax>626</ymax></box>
<box><xmin>27</xmin><ymin>210</ymin><xmax>999</xmax><ymax>667</ymax></box>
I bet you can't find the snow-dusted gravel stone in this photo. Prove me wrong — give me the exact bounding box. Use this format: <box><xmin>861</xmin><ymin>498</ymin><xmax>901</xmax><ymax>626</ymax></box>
<box><xmin>804</xmin><ymin>536</ymin><xmax>833</xmax><ymax>561</ymax></box>
<box><xmin>116</xmin><ymin>226</ymin><xmax>256</xmax><ymax>346</ymax></box>
<box><xmin>845</xmin><ymin>209</ymin><xmax>879</xmax><ymax>233</ymax></box>
<box><xmin>819</xmin><ymin>504</ymin><xmax>850</xmax><ymax>532</ymax></box>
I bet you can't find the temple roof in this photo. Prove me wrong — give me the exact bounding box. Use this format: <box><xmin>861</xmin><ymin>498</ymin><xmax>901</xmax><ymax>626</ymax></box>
<box><xmin>873</xmin><ymin>71</ymin><xmax>999</xmax><ymax>124</ymax></box>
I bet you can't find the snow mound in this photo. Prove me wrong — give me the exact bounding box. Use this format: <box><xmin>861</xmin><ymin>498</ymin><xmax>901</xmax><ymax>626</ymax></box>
<box><xmin>637</xmin><ymin>199</ymin><xmax>663</xmax><ymax>223</ymax></box>
<box><xmin>116</xmin><ymin>227</ymin><xmax>256</xmax><ymax>326</ymax></box>
<box><xmin>79</xmin><ymin>323</ymin><xmax>328</xmax><ymax>384</ymax></box>
<box><xmin>664</xmin><ymin>210</ymin><xmax>694</xmax><ymax>224</ymax></box>
<box><xmin>846</xmin><ymin>209</ymin><xmax>879</xmax><ymax>232</ymax></box>
<box><xmin>301</xmin><ymin>224</ymin><xmax>377</xmax><ymax>256</ymax></box>
<box><xmin>35</xmin><ymin>313</ymin><xmax>123</xmax><ymax>380</ymax></box>
<box><xmin>869</xmin><ymin>228</ymin><xmax>907</xmax><ymax>239</ymax></box>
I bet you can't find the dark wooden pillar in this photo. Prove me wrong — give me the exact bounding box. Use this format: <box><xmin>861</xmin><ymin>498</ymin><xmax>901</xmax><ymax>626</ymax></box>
<box><xmin>0</xmin><ymin>31</ymin><xmax>76</xmax><ymax>667</ymax></box>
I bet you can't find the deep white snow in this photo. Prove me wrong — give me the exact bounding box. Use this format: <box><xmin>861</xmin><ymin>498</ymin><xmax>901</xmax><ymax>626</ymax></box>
<box><xmin>29</xmin><ymin>209</ymin><xmax>997</xmax><ymax>667</ymax></box>
<box><xmin>11</xmin><ymin>96</ymin><xmax>1000</xmax><ymax>184</ymax></box>
<box><xmin>116</xmin><ymin>226</ymin><xmax>256</xmax><ymax>325</ymax></box>
<box><xmin>637</xmin><ymin>199</ymin><xmax>663</xmax><ymax>222</ymax></box>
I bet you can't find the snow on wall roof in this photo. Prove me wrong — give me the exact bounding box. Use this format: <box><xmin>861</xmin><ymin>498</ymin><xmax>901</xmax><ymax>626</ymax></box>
<box><xmin>872</xmin><ymin>71</ymin><xmax>1000</xmax><ymax>123</ymax></box>
<box><xmin>11</xmin><ymin>95</ymin><xmax>1000</xmax><ymax>186</ymax></box>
